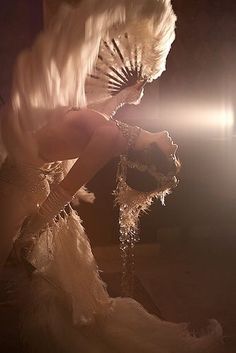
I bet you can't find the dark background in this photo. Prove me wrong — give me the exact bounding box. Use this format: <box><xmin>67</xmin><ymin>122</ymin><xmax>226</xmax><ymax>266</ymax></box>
<box><xmin>0</xmin><ymin>0</ymin><xmax>236</xmax><ymax>246</ymax></box>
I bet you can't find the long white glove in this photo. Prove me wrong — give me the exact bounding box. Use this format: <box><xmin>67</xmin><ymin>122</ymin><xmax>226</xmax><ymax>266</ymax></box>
<box><xmin>21</xmin><ymin>185</ymin><xmax>72</xmax><ymax>237</ymax></box>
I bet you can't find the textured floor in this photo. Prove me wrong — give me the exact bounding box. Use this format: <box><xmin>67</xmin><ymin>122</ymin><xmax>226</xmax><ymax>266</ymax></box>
<box><xmin>0</xmin><ymin>226</ymin><xmax>235</xmax><ymax>353</ymax></box>
<box><xmin>94</xmin><ymin>226</ymin><xmax>236</xmax><ymax>353</ymax></box>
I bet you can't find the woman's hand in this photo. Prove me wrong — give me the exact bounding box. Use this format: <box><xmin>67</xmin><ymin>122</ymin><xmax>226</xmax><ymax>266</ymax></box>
<box><xmin>120</xmin><ymin>81</ymin><xmax>145</xmax><ymax>105</ymax></box>
<box><xmin>20</xmin><ymin>210</ymin><xmax>49</xmax><ymax>240</ymax></box>
<box><xmin>87</xmin><ymin>81</ymin><xmax>145</xmax><ymax>118</ymax></box>
<box><xmin>14</xmin><ymin>234</ymin><xmax>36</xmax><ymax>261</ymax></box>
<box><xmin>14</xmin><ymin>213</ymin><xmax>44</xmax><ymax>260</ymax></box>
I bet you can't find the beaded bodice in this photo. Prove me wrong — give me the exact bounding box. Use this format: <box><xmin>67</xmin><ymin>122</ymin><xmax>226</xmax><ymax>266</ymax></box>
<box><xmin>0</xmin><ymin>158</ymin><xmax>52</xmax><ymax>209</ymax></box>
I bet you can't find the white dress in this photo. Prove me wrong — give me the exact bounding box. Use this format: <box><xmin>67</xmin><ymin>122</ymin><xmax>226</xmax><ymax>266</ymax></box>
<box><xmin>0</xmin><ymin>159</ymin><xmax>222</xmax><ymax>353</ymax></box>
<box><xmin>0</xmin><ymin>1</ymin><xmax>223</xmax><ymax>351</ymax></box>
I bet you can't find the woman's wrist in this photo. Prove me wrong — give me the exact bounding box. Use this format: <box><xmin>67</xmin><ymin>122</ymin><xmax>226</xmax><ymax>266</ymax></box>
<box><xmin>38</xmin><ymin>185</ymin><xmax>72</xmax><ymax>222</ymax></box>
<box><xmin>88</xmin><ymin>93</ymin><xmax>125</xmax><ymax>118</ymax></box>
<box><xmin>21</xmin><ymin>185</ymin><xmax>73</xmax><ymax>236</ymax></box>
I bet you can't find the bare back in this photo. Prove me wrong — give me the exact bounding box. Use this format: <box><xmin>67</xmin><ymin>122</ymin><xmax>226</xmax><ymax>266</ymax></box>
<box><xmin>34</xmin><ymin>107</ymin><xmax>110</xmax><ymax>163</ymax></box>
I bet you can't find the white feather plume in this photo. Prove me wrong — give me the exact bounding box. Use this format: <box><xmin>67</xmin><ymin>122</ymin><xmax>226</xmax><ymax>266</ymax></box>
<box><xmin>2</xmin><ymin>0</ymin><xmax>176</xmax><ymax>164</ymax></box>
<box><xmin>10</xmin><ymin>0</ymin><xmax>176</xmax><ymax>130</ymax></box>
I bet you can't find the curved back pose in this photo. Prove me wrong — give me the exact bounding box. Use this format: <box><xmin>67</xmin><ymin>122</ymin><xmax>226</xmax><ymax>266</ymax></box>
<box><xmin>0</xmin><ymin>1</ymin><xmax>222</xmax><ymax>352</ymax></box>
<box><xmin>0</xmin><ymin>84</ymin><xmax>176</xmax><ymax>268</ymax></box>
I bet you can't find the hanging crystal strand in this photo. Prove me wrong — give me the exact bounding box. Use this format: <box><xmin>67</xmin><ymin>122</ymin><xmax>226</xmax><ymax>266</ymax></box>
<box><xmin>113</xmin><ymin>131</ymin><xmax>179</xmax><ymax>297</ymax></box>
<box><xmin>119</xmin><ymin>203</ymin><xmax>140</xmax><ymax>297</ymax></box>
<box><xmin>120</xmin><ymin>241</ymin><xmax>135</xmax><ymax>297</ymax></box>
<box><xmin>115</xmin><ymin>156</ymin><xmax>138</xmax><ymax>297</ymax></box>
<box><xmin>119</xmin><ymin>228</ymin><xmax>136</xmax><ymax>297</ymax></box>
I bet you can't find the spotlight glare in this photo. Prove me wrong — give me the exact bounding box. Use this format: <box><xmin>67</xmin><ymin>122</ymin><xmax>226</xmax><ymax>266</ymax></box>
<box><xmin>158</xmin><ymin>97</ymin><xmax>234</xmax><ymax>136</ymax></box>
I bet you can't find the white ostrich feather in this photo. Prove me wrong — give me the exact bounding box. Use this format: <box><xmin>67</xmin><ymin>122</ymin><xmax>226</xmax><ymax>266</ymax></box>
<box><xmin>1</xmin><ymin>0</ymin><xmax>176</xmax><ymax>164</ymax></box>
<box><xmin>10</xmin><ymin>0</ymin><xmax>176</xmax><ymax>131</ymax></box>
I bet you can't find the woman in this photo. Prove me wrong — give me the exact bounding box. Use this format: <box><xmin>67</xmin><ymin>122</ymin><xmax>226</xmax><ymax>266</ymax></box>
<box><xmin>0</xmin><ymin>86</ymin><xmax>222</xmax><ymax>353</ymax></box>
<box><xmin>0</xmin><ymin>83</ymin><xmax>174</xmax><ymax>266</ymax></box>
<box><xmin>0</xmin><ymin>0</ymin><xmax>223</xmax><ymax>351</ymax></box>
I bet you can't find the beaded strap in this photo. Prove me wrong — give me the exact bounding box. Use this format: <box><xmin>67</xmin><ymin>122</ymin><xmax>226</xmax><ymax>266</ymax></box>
<box><xmin>21</xmin><ymin>185</ymin><xmax>72</xmax><ymax>237</ymax></box>
<box><xmin>38</xmin><ymin>185</ymin><xmax>72</xmax><ymax>223</ymax></box>
<box><xmin>112</xmin><ymin>119</ymin><xmax>141</xmax><ymax>151</ymax></box>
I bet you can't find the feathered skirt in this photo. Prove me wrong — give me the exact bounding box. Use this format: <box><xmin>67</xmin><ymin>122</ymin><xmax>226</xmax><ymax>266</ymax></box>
<box><xmin>21</xmin><ymin>210</ymin><xmax>223</xmax><ymax>353</ymax></box>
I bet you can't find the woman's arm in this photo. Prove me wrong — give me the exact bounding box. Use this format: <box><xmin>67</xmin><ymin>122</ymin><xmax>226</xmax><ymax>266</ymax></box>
<box><xmin>87</xmin><ymin>82</ymin><xmax>144</xmax><ymax>118</ymax></box>
<box><xmin>60</xmin><ymin>123</ymin><xmax>125</xmax><ymax>195</ymax></box>
<box><xmin>20</xmin><ymin>122</ymin><xmax>129</xmax><ymax>236</ymax></box>
<box><xmin>20</xmin><ymin>121</ymin><xmax>176</xmax><ymax>236</ymax></box>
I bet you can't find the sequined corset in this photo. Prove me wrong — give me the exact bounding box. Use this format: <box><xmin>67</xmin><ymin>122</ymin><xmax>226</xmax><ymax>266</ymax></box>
<box><xmin>0</xmin><ymin>159</ymin><xmax>54</xmax><ymax>212</ymax></box>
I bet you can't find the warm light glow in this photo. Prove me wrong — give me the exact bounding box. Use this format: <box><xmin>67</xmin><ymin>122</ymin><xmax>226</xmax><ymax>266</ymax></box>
<box><xmin>201</xmin><ymin>103</ymin><xmax>234</xmax><ymax>129</ymax></box>
<box><xmin>158</xmin><ymin>97</ymin><xmax>235</xmax><ymax>136</ymax></box>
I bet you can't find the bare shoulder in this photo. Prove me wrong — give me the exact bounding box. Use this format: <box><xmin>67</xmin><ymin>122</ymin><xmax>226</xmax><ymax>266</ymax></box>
<box><xmin>67</xmin><ymin>108</ymin><xmax>123</xmax><ymax>148</ymax></box>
